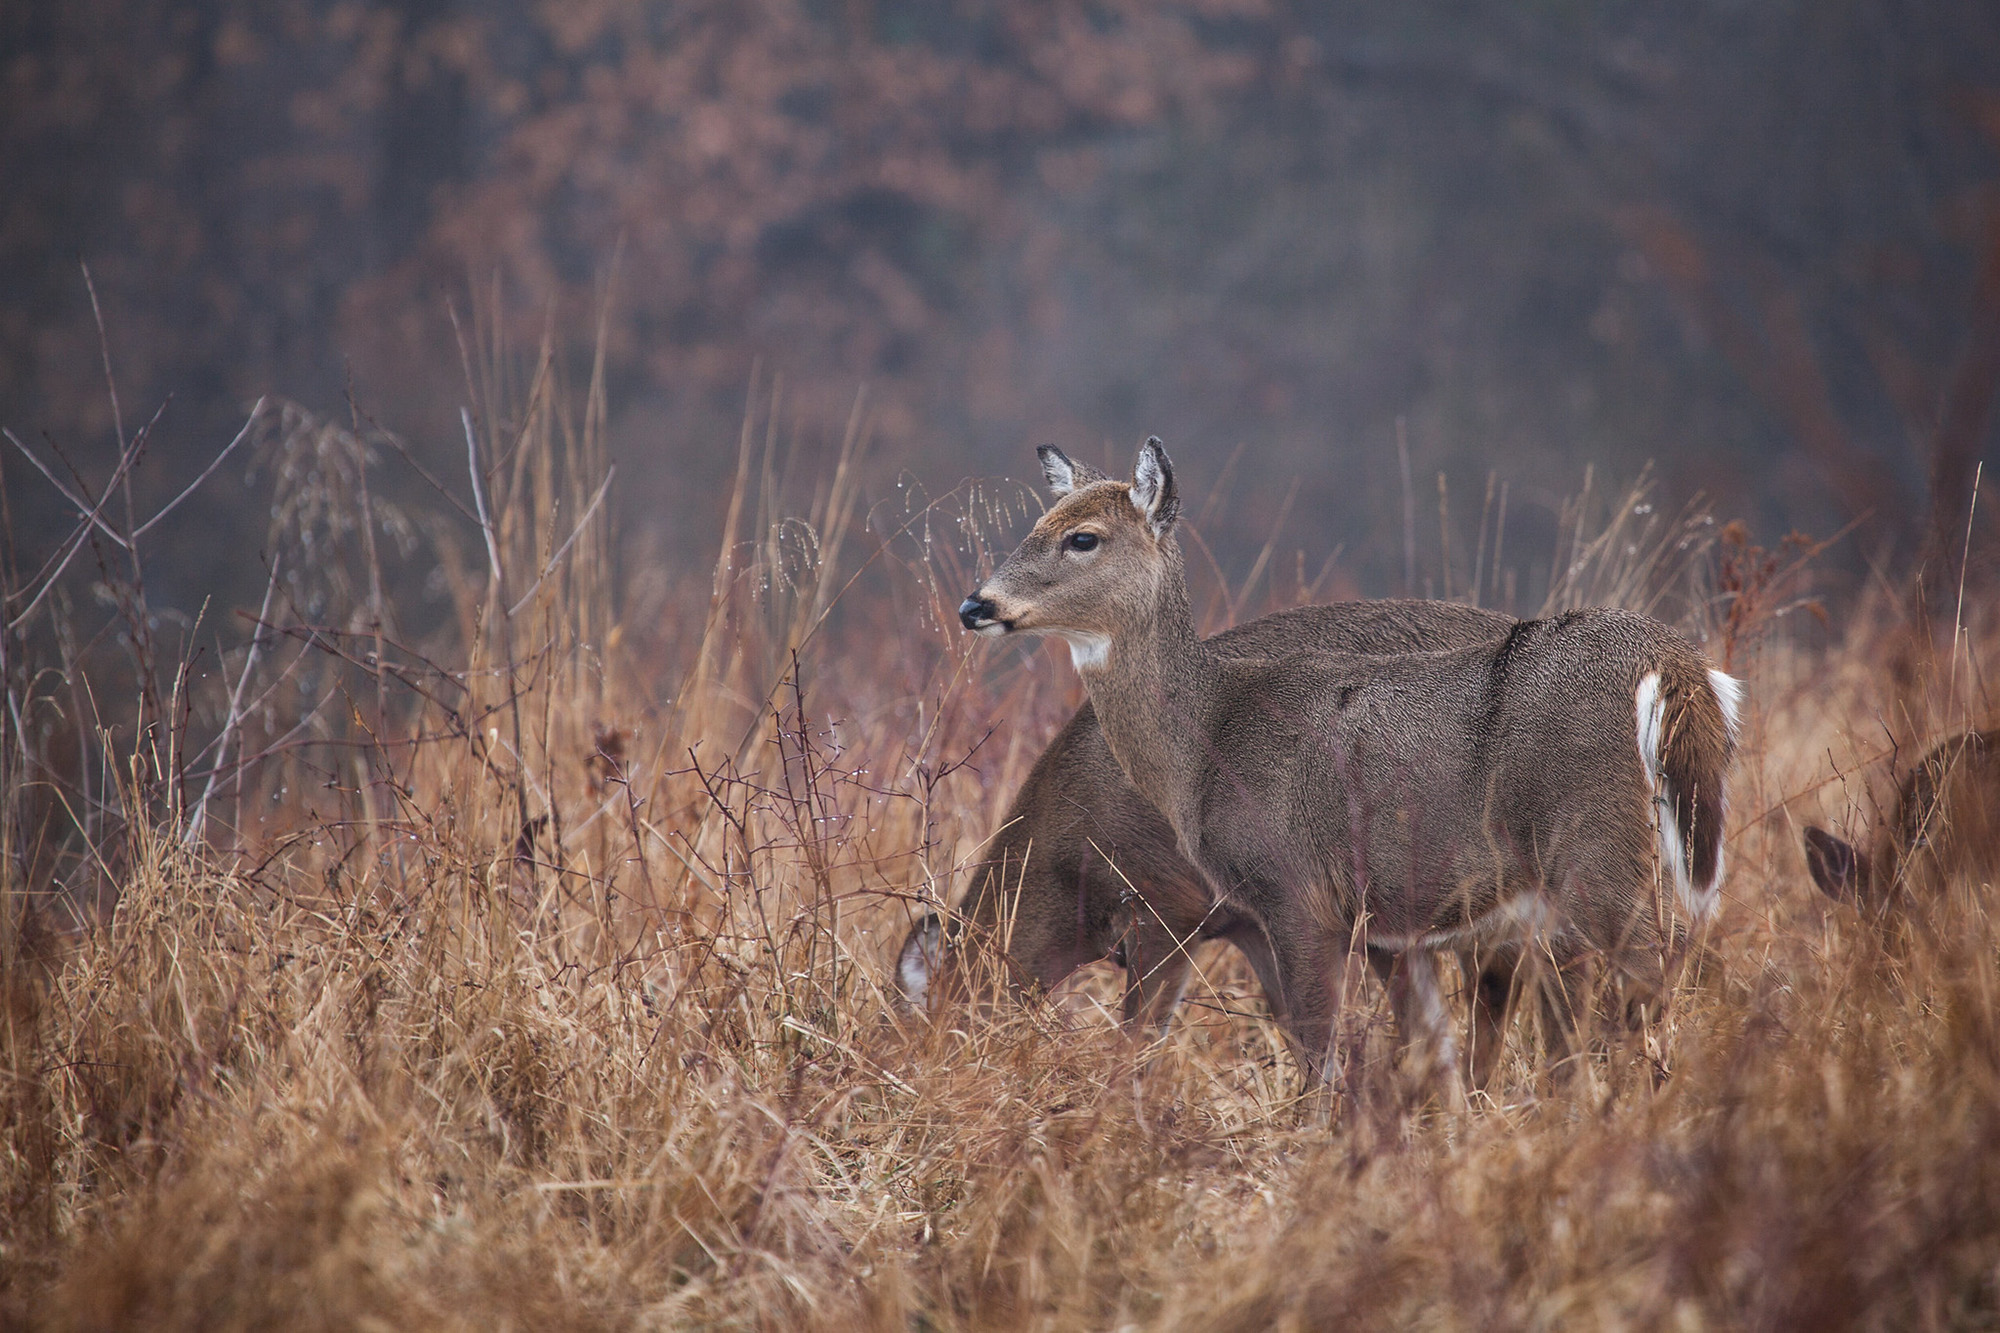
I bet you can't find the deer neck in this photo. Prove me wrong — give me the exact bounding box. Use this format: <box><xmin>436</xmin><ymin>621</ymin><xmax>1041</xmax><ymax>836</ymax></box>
<box><xmin>1073</xmin><ymin>540</ymin><xmax>1214</xmax><ymax>848</ymax></box>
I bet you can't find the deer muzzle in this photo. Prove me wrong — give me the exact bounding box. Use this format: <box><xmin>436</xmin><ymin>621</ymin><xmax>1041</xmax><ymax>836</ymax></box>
<box><xmin>959</xmin><ymin>594</ymin><xmax>1009</xmax><ymax>634</ymax></box>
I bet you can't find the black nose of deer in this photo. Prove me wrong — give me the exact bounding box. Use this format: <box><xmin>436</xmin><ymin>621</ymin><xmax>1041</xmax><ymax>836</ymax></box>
<box><xmin>959</xmin><ymin>595</ymin><xmax>999</xmax><ymax>631</ymax></box>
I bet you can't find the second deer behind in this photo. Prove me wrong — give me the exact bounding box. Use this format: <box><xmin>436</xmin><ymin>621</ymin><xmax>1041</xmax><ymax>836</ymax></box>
<box><xmin>1804</xmin><ymin>729</ymin><xmax>2000</xmax><ymax>913</ymax></box>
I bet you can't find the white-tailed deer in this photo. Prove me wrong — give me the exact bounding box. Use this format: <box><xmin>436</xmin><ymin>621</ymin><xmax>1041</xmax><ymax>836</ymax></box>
<box><xmin>897</xmin><ymin>599</ymin><xmax>1511</xmax><ymax>1034</ymax></box>
<box><xmin>1803</xmin><ymin>729</ymin><xmax>2000</xmax><ymax>910</ymax></box>
<box><xmin>957</xmin><ymin>439</ymin><xmax>1740</xmax><ymax>1093</ymax></box>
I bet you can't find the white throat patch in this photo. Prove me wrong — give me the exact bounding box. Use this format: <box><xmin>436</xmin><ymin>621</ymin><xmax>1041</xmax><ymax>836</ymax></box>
<box><xmin>1060</xmin><ymin>632</ymin><xmax>1112</xmax><ymax>671</ymax></box>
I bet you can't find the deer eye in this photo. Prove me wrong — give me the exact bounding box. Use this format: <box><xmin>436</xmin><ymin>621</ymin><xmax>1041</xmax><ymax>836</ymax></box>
<box><xmin>1064</xmin><ymin>531</ymin><xmax>1100</xmax><ymax>553</ymax></box>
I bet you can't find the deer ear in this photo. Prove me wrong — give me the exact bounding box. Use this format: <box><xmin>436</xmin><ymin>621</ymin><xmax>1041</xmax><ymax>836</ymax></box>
<box><xmin>1129</xmin><ymin>436</ymin><xmax>1180</xmax><ymax>536</ymax></box>
<box><xmin>897</xmin><ymin>913</ymin><xmax>944</xmax><ymax>1010</ymax></box>
<box><xmin>1803</xmin><ymin>826</ymin><xmax>1864</xmax><ymax>901</ymax></box>
<box><xmin>1037</xmin><ymin>445</ymin><xmax>1106</xmax><ymax>495</ymax></box>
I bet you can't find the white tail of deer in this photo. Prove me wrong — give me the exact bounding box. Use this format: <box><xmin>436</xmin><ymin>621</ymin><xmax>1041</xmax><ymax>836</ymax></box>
<box><xmin>959</xmin><ymin>439</ymin><xmax>1739</xmax><ymax>1094</ymax></box>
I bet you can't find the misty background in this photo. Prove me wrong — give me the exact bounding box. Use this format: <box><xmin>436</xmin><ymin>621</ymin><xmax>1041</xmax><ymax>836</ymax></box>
<box><xmin>5</xmin><ymin>1</ymin><xmax>1999</xmax><ymax>618</ymax></box>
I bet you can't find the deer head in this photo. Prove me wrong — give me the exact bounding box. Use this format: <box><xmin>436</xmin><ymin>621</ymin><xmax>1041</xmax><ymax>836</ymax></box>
<box><xmin>958</xmin><ymin>439</ymin><xmax>1183</xmax><ymax>672</ymax></box>
<box><xmin>1802</xmin><ymin>729</ymin><xmax>2000</xmax><ymax>911</ymax></box>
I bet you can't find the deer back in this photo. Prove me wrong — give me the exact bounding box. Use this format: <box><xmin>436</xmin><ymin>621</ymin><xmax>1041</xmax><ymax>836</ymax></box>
<box><xmin>1185</xmin><ymin>608</ymin><xmax>1732</xmax><ymax>948</ymax></box>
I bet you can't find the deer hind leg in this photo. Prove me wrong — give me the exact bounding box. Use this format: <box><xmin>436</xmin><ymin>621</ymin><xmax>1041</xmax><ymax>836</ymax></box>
<box><xmin>1378</xmin><ymin>949</ymin><xmax>1466</xmax><ymax>1106</ymax></box>
<box><xmin>1457</xmin><ymin>949</ymin><xmax>1521</xmax><ymax>1093</ymax></box>
<box><xmin>1549</xmin><ymin>823</ymin><xmax>1682</xmax><ymax>1080</ymax></box>
<box><xmin>1509</xmin><ymin>944</ymin><xmax>1586</xmax><ymax>1085</ymax></box>
<box><xmin>1582</xmin><ymin>889</ymin><xmax>1682</xmax><ymax>1081</ymax></box>
<box><xmin>1523</xmin><ymin>943</ymin><xmax>1667</xmax><ymax>1088</ymax></box>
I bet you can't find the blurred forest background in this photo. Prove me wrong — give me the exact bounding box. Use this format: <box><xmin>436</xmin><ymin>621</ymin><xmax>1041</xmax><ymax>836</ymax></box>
<box><xmin>15</xmin><ymin>9</ymin><xmax>2000</xmax><ymax>1326</ymax></box>
<box><xmin>5</xmin><ymin>0</ymin><xmax>2000</xmax><ymax>613</ymax></box>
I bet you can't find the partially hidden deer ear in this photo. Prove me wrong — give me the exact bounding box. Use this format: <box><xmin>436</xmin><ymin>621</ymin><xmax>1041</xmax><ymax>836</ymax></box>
<box><xmin>1129</xmin><ymin>436</ymin><xmax>1180</xmax><ymax>536</ymax></box>
<box><xmin>1803</xmin><ymin>825</ymin><xmax>1866</xmax><ymax>901</ymax></box>
<box><xmin>1037</xmin><ymin>445</ymin><xmax>1106</xmax><ymax>495</ymax></box>
<box><xmin>897</xmin><ymin>913</ymin><xmax>944</xmax><ymax>1010</ymax></box>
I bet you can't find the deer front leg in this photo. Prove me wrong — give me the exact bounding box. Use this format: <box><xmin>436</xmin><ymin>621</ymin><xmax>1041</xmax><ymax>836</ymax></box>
<box><xmin>1119</xmin><ymin>921</ymin><xmax>1196</xmax><ymax>1036</ymax></box>
<box><xmin>1222</xmin><ymin>919</ymin><xmax>1287</xmax><ymax>1026</ymax></box>
<box><xmin>1262</xmin><ymin>914</ymin><xmax>1348</xmax><ymax>1087</ymax></box>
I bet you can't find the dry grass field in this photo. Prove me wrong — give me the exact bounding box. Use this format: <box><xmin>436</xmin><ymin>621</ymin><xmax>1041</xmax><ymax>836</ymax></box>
<box><xmin>3</xmin><ymin>365</ymin><xmax>1997</xmax><ymax>1330</ymax></box>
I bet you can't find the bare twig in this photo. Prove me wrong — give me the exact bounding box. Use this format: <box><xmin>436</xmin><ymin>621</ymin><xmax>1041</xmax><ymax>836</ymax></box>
<box><xmin>1397</xmin><ymin>416</ymin><xmax>1415</xmax><ymax>596</ymax></box>
<box><xmin>185</xmin><ymin>553</ymin><xmax>282</xmax><ymax>847</ymax></box>
<box><xmin>2</xmin><ymin>428</ymin><xmax>129</xmax><ymax>549</ymax></box>
<box><xmin>80</xmin><ymin>260</ymin><xmax>124</xmax><ymax>453</ymax></box>
<box><xmin>1436</xmin><ymin>470</ymin><xmax>1453</xmax><ymax>602</ymax></box>
<box><xmin>509</xmin><ymin>465</ymin><xmax>616</xmax><ymax>617</ymax></box>
<box><xmin>464</xmin><ymin>407</ymin><xmax>505</xmax><ymax>591</ymax></box>
<box><xmin>131</xmin><ymin>397</ymin><xmax>266</xmax><ymax>540</ymax></box>
<box><xmin>6</xmin><ymin>399</ymin><xmax>166</xmax><ymax>631</ymax></box>
<box><xmin>1947</xmin><ymin>460</ymin><xmax>1983</xmax><ymax>706</ymax></box>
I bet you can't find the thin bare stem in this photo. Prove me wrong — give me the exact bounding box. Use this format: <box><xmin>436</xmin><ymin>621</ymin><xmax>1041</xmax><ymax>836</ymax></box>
<box><xmin>1397</xmin><ymin>416</ymin><xmax>1415</xmax><ymax>597</ymax></box>
<box><xmin>1948</xmin><ymin>459</ymin><xmax>1983</xmax><ymax>709</ymax></box>
<box><xmin>185</xmin><ymin>557</ymin><xmax>283</xmax><ymax>848</ymax></box>
<box><xmin>2</xmin><ymin>428</ymin><xmax>129</xmax><ymax>549</ymax></box>
<box><xmin>130</xmin><ymin>398</ymin><xmax>266</xmax><ymax>540</ymax></box>
<box><xmin>1436</xmin><ymin>470</ymin><xmax>1453</xmax><ymax>602</ymax></box>
<box><xmin>464</xmin><ymin>408</ymin><xmax>505</xmax><ymax>592</ymax></box>
<box><xmin>509</xmin><ymin>466</ymin><xmax>616</xmax><ymax>617</ymax></box>
<box><xmin>7</xmin><ymin>399</ymin><xmax>165</xmax><ymax>631</ymax></box>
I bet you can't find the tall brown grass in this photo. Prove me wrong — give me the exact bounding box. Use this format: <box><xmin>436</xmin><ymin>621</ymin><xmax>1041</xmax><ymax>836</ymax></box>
<box><xmin>3</xmin><ymin>351</ymin><xmax>1997</xmax><ymax>1330</ymax></box>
